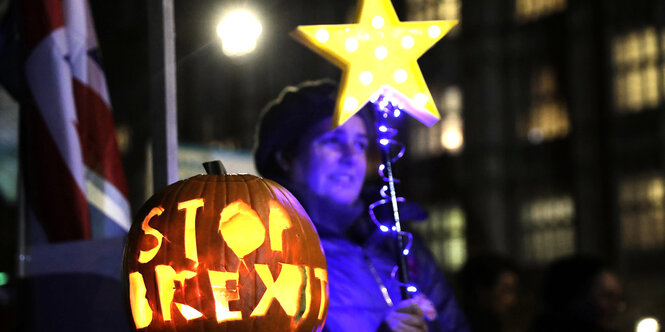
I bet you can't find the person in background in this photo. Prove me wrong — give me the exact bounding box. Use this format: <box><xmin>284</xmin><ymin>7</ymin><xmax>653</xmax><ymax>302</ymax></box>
<box><xmin>458</xmin><ymin>254</ymin><xmax>520</xmax><ymax>332</ymax></box>
<box><xmin>254</xmin><ymin>79</ymin><xmax>469</xmax><ymax>332</ymax></box>
<box><xmin>530</xmin><ymin>255</ymin><xmax>626</xmax><ymax>332</ymax></box>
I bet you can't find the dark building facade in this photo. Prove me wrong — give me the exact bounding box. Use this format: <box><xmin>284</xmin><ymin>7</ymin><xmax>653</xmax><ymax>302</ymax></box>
<box><xmin>401</xmin><ymin>0</ymin><xmax>665</xmax><ymax>328</ymax></box>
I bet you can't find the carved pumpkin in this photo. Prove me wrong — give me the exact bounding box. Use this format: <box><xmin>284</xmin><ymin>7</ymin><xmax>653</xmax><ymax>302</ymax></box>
<box><xmin>123</xmin><ymin>162</ymin><xmax>328</xmax><ymax>331</ymax></box>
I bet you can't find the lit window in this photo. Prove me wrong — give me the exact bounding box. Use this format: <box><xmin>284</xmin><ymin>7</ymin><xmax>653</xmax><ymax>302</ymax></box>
<box><xmin>409</xmin><ymin>86</ymin><xmax>463</xmax><ymax>157</ymax></box>
<box><xmin>618</xmin><ymin>173</ymin><xmax>665</xmax><ymax>250</ymax></box>
<box><xmin>410</xmin><ymin>205</ymin><xmax>467</xmax><ymax>271</ymax></box>
<box><xmin>517</xmin><ymin>66</ymin><xmax>570</xmax><ymax>143</ymax></box>
<box><xmin>515</xmin><ymin>0</ymin><xmax>566</xmax><ymax>22</ymax></box>
<box><xmin>612</xmin><ymin>27</ymin><xmax>664</xmax><ymax>113</ymax></box>
<box><xmin>520</xmin><ymin>195</ymin><xmax>575</xmax><ymax>264</ymax></box>
<box><xmin>406</xmin><ymin>0</ymin><xmax>460</xmax><ymax>32</ymax></box>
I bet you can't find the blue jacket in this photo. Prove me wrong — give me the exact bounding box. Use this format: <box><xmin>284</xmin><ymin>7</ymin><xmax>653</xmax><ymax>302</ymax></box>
<box><xmin>284</xmin><ymin>182</ymin><xmax>469</xmax><ymax>332</ymax></box>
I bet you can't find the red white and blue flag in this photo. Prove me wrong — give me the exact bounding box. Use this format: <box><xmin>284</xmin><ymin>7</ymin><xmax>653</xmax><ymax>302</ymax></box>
<box><xmin>21</xmin><ymin>0</ymin><xmax>130</xmax><ymax>241</ymax></box>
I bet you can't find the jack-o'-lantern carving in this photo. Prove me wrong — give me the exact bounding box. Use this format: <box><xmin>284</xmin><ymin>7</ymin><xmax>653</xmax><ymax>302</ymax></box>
<box><xmin>123</xmin><ymin>161</ymin><xmax>328</xmax><ymax>331</ymax></box>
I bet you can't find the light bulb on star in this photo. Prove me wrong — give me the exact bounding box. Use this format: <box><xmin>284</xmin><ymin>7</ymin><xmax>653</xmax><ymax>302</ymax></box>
<box><xmin>291</xmin><ymin>0</ymin><xmax>457</xmax><ymax>128</ymax></box>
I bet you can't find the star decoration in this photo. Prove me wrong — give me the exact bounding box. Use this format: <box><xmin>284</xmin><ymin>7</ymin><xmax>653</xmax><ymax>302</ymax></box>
<box><xmin>291</xmin><ymin>0</ymin><xmax>457</xmax><ymax>128</ymax></box>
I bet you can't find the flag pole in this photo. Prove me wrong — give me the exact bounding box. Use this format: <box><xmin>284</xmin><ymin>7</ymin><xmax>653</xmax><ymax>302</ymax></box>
<box><xmin>16</xmin><ymin>102</ymin><xmax>28</xmax><ymax>331</ymax></box>
<box><xmin>148</xmin><ymin>0</ymin><xmax>178</xmax><ymax>192</ymax></box>
<box><xmin>16</xmin><ymin>167</ymin><xmax>26</xmax><ymax>279</ymax></box>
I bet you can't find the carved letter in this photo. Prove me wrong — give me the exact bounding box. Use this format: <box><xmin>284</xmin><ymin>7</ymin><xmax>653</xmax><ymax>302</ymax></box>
<box><xmin>296</xmin><ymin>266</ymin><xmax>312</xmax><ymax>323</ymax></box>
<box><xmin>251</xmin><ymin>263</ymin><xmax>304</xmax><ymax>317</ymax></box>
<box><xmin>268</xmin><ymin>200</ymin><xmax>291</xmax><ymax>252</ymax></box>
<box><xmin>138</xmin><ymin>207</ymin><xmax>165</xmax><ymax>263</ymax></box>
<box><xmin>178</xmin><ymin>198</ymin><xmax>205</xmax><ymax>265</ymax></box>
<box><xmin>315</xmin><ymin>268</ymin><xmax>328</xmax><ymax>320</ymax></box>
<box><xmin>129</xmin><ymin>272</ymin><xmax>152</xmax><ymax>328</ymax></box>
<box><xmin>208</xmin><ymin>270</ymin><xmax>242</xmax><ymax>322</ymax></box>
<box><xmin>154</xmin><ymin>265</ymin><xmax>197</xmax><ymax>321</ymax></box>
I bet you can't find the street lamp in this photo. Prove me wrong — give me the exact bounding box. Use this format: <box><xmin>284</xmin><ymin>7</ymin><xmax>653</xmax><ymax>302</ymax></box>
<box><xmin>216</xmin><ymin>9</ymin><xmax>262</xmax><ymax>57</ymax></box>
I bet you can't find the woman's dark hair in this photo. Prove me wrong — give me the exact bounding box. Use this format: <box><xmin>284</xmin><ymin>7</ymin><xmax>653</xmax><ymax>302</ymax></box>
<box><xmin>253</xmin><ymin>79</ymin><xmax>372</xmax><ymax>180</ymax></box>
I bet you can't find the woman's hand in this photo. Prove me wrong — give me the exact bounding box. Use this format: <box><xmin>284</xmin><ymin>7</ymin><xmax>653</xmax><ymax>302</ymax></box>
<box><xmin>383</xmin><ymin>298</ymin><xmax>429</xmax><ymax>332</ymax></box>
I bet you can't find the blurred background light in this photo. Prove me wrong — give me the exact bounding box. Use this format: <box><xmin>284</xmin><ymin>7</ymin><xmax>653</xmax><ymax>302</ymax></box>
<box><xmin>216</xmin><ymin>9</ymin><xmax>263</xmax><ymax>57</ymax></box>
<box><xmin>441</xmin><ymin>125</ymin><xmax>463</xmax><ymax>152</ymax></box>
<box><xmin>636</xmin><ymin>317</ymin><xmax>660</xmax><ymax>332</ymax></box>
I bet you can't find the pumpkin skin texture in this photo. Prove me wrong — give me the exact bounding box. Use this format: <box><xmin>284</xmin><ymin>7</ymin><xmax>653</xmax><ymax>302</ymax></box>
<box><xmin>123</xmin><ymin>174</ymin><xmax>328</xmax><ymax>331</ymax></box>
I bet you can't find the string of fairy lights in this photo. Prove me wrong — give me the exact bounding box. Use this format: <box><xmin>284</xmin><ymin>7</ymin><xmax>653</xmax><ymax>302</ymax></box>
<box><xmin>368</xmin><ymin>95</ymin><xmax>418</xmax><ymax>298</ymax></box>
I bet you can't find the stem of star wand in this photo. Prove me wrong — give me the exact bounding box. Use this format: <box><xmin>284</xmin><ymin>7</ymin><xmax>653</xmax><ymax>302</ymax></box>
<box><xmin>373</xmin><ymin>98</ymin><xmax>411</xmax><ymax>300</ymax></box>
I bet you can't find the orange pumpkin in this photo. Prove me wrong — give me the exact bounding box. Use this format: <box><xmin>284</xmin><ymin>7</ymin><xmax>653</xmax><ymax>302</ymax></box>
<box><xmin>123</xmin><ymin>162</ymin><xmax>328</xmax><ymax>331</ymax></box>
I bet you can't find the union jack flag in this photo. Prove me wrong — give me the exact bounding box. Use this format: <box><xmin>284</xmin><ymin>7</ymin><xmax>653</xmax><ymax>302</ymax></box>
<box><xmin>21</xmin><ymin>0</ymin><xmax>130</xmax><ymax>241</ymax></box>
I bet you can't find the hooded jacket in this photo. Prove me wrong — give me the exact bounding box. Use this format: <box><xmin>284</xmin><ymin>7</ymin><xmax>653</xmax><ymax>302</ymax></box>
<box><xmin>281</xmin><ymin>180</ymin><xmax>469</xmax><ymax>332</ymax></box>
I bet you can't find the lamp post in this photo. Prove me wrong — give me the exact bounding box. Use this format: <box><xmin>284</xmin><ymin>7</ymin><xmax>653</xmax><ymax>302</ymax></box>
<box><xmin>215</xmin><ymin>8</ymin><xmax>263</xmax><ymax>147</ymax></box>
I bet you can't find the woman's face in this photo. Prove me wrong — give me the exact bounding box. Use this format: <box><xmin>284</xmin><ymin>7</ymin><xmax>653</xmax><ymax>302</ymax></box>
<box><xmin>288</xmin><ymin>115</ymin><xmax>368</xmax><ymax>205</ymax></box>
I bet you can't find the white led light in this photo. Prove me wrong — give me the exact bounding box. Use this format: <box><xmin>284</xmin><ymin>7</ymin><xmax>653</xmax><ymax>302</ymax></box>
<box><xmin>401</xmin><ymin>35</ymin><xmax>415</xmax><ymax>49</ymax></box>
<box><xmin>315</xmin><ymin>29</ymin><xmax>329</xmax><ymax>43</ymax></box>
<box><xmin>359</xmin><ymin>71</ymin><xmax>373</xmax><ymax>85</ymax></box>
<box><xmin>372</xmin><ymin>16</ymin><xmax>385</xmax><ymax>29</ymax></box>
<box><xmin>394</xmin><ymin>69</ymin><xmax>408</xmax><ymax>83</ymax></box>
<box><xmin>345</xmin><ymin>37</ymin><xmax>359</xmax><ymax>52</ymax></box>
<box><xmin>428</xmin><ymin>25</ymin><xmax>441</xmax><ymax>38</ymax></box>
<box><xmin>414</xmin><ymin>93</ymin><xmax>428</xmax><ymax>107</ymax></box>
<box><xmin>344</xmin><ymin>97</ymin><xmax>359</xmax><ymax>111</ymax></box>
<box><xmin>375</xmin><ymin>46</ymin><xmax>388</xmax><ymax>60</ymax></box>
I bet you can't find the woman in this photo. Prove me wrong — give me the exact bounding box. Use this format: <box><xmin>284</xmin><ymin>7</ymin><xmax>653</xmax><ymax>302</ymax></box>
<box><xmin>253</xmin><ymin>80</ymin><xmax>468</xmax><ymax>332</ymax></box>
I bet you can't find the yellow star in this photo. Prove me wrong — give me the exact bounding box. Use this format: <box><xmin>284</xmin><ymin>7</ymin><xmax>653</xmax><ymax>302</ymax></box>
<box><xmin>291</xmin><ymin>0</ymin><xmax>457</xmax><ymax>128</ymax></box>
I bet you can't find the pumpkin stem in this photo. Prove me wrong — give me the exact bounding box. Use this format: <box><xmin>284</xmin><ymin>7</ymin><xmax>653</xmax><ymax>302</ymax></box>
<box><xmin>202</xmin><ymin>160</ymin><xmax>227</xmax><ymax>175</ymax></box>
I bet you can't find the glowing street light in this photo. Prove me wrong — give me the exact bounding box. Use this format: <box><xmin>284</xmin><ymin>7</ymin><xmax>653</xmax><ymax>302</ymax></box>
<box><xmin>636</xmin><ymin>317</ymin><xmax>660</xmax><ymax>332</ymax></box>
<box><xmin>216</xmin><ymin>9</ymin><xmax>263</xmax><ymax>57</ymax></box>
